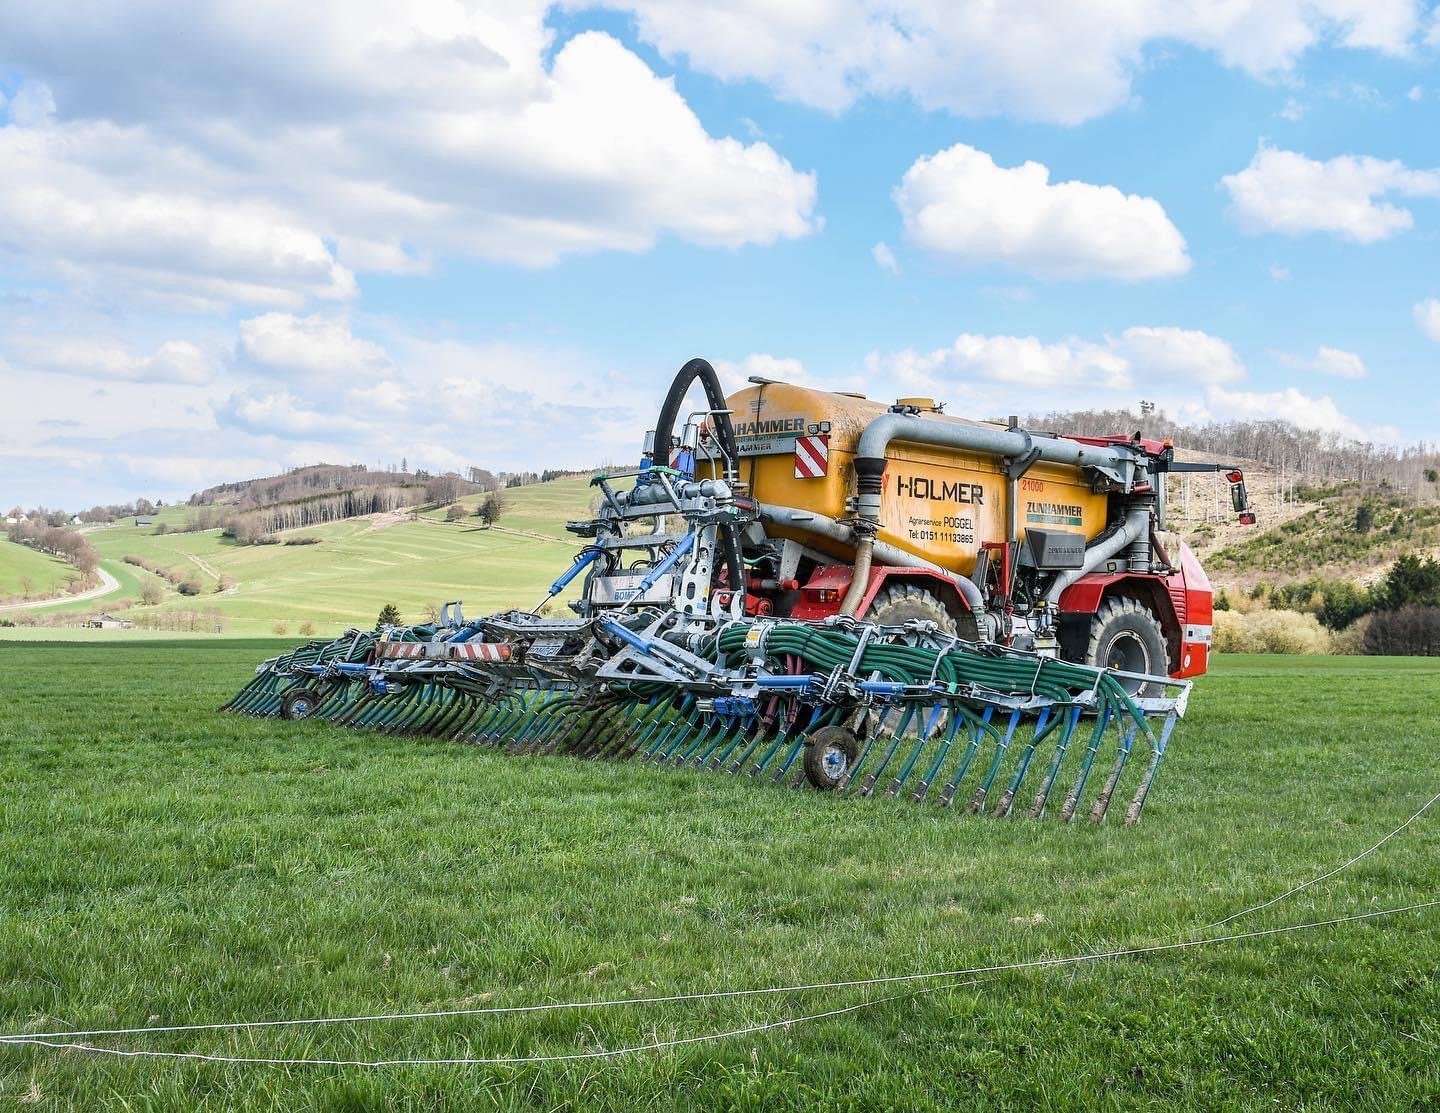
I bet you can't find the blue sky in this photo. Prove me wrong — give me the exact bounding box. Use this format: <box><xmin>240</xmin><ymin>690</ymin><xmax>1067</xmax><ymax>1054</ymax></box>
<box><xmin>2</xmin><ymin>1</ymin><xmax>1438</xmax><ymax>508</ymax></box>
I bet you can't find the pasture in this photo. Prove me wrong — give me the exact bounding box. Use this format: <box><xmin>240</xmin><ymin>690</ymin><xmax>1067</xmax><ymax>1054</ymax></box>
<box><xmin>0</xmin><ymin>536</ymin><xmax>77</xmax><ymax>602</ymax></box>
<box><xmin>0</xmin><ymin>478</ymin><xmax>595</xmax><ymax>637</ymax></box>
<box><xmin>0</xmin><ymin>647</ymin><xmax>1436</xmax><ymax>1110</ymax></box>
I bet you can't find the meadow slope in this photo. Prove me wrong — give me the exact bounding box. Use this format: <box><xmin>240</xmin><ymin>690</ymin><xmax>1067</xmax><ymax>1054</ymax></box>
<box><xmin>0</xmin><ymin>647</ymin><xmax>1436</xmax><ymax>1110</ymax></box>
<box><xmin>0</xmin><ymin>478</ymin><xmax>596</xmax><ymax>638</ymax></box>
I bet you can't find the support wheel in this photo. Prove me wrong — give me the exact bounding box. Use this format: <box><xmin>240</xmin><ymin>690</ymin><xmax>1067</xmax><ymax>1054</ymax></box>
<box><xmin>803</xmin><ymin>726</ymin><xmax>859</xmax><ymax>791</ymax></box>
<box><xmin>1084</xmin><ymin>598</ymin><xmax>1168</xmax><ymax>697</ymax></box>
<box><xmin>280</xmin><ymin>688</ymin><xmax>322</xmax><ymax>721</ymax></box>
<box><xmin>864</xmin><ymin>584</ymin><xmax>981</xmax><ymax>642</ymax></box>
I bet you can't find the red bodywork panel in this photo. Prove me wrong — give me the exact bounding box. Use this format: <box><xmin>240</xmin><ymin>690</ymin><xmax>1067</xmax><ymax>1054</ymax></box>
<box><xmin>788</xmin><ymin>541</ymin><xmax>1215</xmax><ymax>680</ymax></box>
<box><xmin>1068</xmin><ymin>432</ymin><xmax>1170</xmax><ymax>457</ymax></box>
<box><xmin>788</xmin><ymin>565</ymin><xmax>970</xmax><ymax>623</ymax></box>
<box><xmin>1055</xmin><ymin>539</ymin><xmax>1213</xmax><ymax>679</ymax></box>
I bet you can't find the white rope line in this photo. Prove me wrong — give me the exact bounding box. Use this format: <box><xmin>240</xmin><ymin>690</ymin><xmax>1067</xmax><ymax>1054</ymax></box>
<box><xmin>0</xmin><ymin>981</ymin><xmax>981</xmax><ymax>1069</ymax></box>
<box><xmin>1202</xmin><ymin>788</ymin><xmax>1440</xmax><ymax>932</ymax></box>
<box><xmin>3</xmin><ymin>900</ymin><xmax>1434</xmax><ymax>1049</ymax></box>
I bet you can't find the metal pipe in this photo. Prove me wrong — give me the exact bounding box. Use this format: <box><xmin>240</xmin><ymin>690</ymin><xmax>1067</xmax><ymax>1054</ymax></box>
<box><xmin>839</xmin><ymin>533</ymin><xmax>873</xmax><ymax>617</ymax></box>
<box><xmin>853</xmin><ymin>413</ymin><xmax>1140</xmax><ymax>523</ymax></box>
<box><xmin>1042</xmin><ymin>505</ymin><xmax>1150</xmax><ymax>604</ymax></box>
<box><xmin>757</xmin><ymin>503</ymin><xmax>986</xmax><ymax>616</ymax></box>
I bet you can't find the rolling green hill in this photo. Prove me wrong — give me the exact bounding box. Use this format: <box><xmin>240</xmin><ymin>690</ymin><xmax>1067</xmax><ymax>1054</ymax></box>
<box><xmin>0</xmin><ymin>532</ymin><xmax>82</xmax><ymax>602</ymax></box>
<box><xmin>0</xmin><ymin>478</ymin><xmax>597</xmax><ymax>638</ymax></box>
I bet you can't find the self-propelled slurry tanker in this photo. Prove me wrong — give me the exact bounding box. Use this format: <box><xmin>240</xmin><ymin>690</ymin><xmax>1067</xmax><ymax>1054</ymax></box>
<box><xmin>226</xmin><ymin>359</ymin><xmax>1254</xmax><ymax>823</ymax></box>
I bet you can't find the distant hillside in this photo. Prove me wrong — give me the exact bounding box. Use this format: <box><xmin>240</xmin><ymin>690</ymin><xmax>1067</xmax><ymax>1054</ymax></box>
<box><xmin>1</xmin><ymin>476</ymin><xmax>599</xmax><ymax>638</ymax></box>
<box><xmin>1025</xmin><ymin>406</ymin><xmax>1440</xmax><ymax>497</ymax></box>
<box><xmin>1027</xmin><ymin>405</ymin><xmax>1440</xmax><ymax>603</ymax></box>
<box><xmin>191</xmin><ymin>463</ymin><xmax>420</xmax><ymax>508</ymax></box>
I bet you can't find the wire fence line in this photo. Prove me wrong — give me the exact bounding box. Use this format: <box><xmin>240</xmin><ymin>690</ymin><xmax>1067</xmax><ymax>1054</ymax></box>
<box><xmin>2</xmin><ymin>787</ymin><xmax>1436</xmax><ymax>1068</ymax></box>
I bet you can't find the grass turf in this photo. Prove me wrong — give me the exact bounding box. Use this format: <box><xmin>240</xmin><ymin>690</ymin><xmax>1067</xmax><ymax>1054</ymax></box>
<box><xmin>0</xmin><ymin>646</ymin><xmax>1437</xmax><ymax>1110</ymax></box>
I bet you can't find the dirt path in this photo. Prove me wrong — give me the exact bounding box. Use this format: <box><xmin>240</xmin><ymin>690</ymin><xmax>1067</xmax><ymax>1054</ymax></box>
<box><xmin>0</xmin><ymin>566</ymin><xmax>121</xmax><ymax>612</ymax></box>
<box><xmin>183</xmin><ymin>552</ymin><xmax>222</xmax><ymax>580</ymax></box>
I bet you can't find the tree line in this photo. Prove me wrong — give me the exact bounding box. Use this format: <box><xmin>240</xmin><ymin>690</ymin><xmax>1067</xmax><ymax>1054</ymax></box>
<box><xmin>1231</xmin><ymin>554</ymin><xmax>1440</xmax><ymax>656</ymax></box>
<box><xmin>4</xmin><ymin>519</ymin><xmax>99</xmax><ymax>575</ymax></box>
<box><xmin>225</xmin><ymin>486</ymin><xmax>418</xmax><ymax>544</ymax></box>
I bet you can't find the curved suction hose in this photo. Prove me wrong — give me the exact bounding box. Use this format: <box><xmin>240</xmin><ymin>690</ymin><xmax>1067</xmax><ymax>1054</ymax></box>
<box><xmin>652</xmin><ymin>357</ymin><xmax>745</xmax><ymax>598</ymax></box>
<box><xmin>651</xmin><ymin>357</ymin><xmax>738</xmax><ymax>479</ymax></box>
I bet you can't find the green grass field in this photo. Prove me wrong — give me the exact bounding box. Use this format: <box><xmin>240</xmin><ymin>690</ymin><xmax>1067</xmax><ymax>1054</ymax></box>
<box><xmin>0</xmin><ymin>479</ymin><xmax>596</xmax><ymax>637</ymax></box>
<box><xmin>0</xmin><ymin>534</ymin><xmax>78</xmax><ymax>601</ymax></box>
<box><xmin>1</xmin><ymin>649</ymin><xmax>1436</xmax><ymax>1110</ymax></box>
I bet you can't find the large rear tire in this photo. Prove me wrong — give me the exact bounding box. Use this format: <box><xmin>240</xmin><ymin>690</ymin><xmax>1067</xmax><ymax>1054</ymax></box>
<box><xmin>864</xmin><ymin>583</ymin><xmax>981</xmax><ymax>642</ymax></box>
<box><xmin>1084</xmin><ymin>598</ymin><xmax>1168</xmax><ymax>696</ymax></box>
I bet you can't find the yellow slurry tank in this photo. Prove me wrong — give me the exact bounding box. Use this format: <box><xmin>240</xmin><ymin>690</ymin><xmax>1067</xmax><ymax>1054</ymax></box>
<box><xmin>723</xmin><ymin>382</ymin><xmax>1109</xmax><ymax>577</ymax></box>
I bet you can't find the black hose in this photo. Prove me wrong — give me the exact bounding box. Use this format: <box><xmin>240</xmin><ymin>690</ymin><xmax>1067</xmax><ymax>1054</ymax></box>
<box><xmin>651</xmin><ymin>357</ymin><xmax>738</xmax><ymax>474</ymax></box>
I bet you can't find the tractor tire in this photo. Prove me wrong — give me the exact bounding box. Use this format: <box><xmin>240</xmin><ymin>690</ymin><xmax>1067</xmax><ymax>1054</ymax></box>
<box><xmin>280</xmin><ymin>688</ymin><xmax>322</xmax><ymax>721</ymax></box>
<box><xmin>1084</xmin><ymin>599</ymin><xmax>1169</xmax><ymax>697</ymax></box>
<box><xmin>804</xmin><ymin>725</ymin><xmax>860</xmax><ymax>791</ymax></box>
<box><xmin>864</xmin><ymin>584</ymin><xmax>981</xmax><ymax>642</ymax></box>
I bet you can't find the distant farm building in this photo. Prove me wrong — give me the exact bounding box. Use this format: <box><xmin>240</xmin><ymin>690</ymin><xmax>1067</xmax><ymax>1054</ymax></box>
<box><xmin>85</xmin><ymin>613</ymin><xmax>133</xmax><ymax>629</ymax></box>
<box><xmin>135</xmin><ymin>517</ymin><xmax>153</xmax><ymax>526</ymax></box>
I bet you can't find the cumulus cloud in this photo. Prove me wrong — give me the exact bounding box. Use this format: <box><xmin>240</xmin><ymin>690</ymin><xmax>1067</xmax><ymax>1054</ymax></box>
<box><xmin>578</xmin><ymin>0</ymin><xmax>1423</xmax><ymax>124</ymax></box>
<box><xmin>0</xmin><ymin>3</ymin><xmax>818</xmax><ymax>306</ymax></box>
<box><xmin>233</xmin><ymin>313</ymin><xmax>392</xmax><ymax>379</ymax></box>
<box><xmin>1206</xmin><ymin>386</ymin><xmax>1392</xmax><ymax>440</ymax></box>
<box><xmin>1416</xmin><ymin>299</ymin><xmax>1440</xmax><ymax>343</ymax></box>
<box><xmin>712</xmin><ymin>353</ymin><xmax>819</xmax><ymax>395</ymax></box>
<box><xmin>7</xmin><ymin>336</ymin><xmax>214</xmax><ymax>384</ymax></box>
<box><xmin>872</xmin><ymin>241</ymin><xmax>899</xmax><ymax>275</ymax></box>
<box><xmin>216</xmin><ymin>390</ymin><xmax>371</xmax><ymax>439</ymax></box>
<box><xmin>894</xmin><ymin>144</ymin><xmax>1190</xmax><ymax>280</ymax></box>
<box><xmin>872</xmin><ymin>325</ymin><xmax>1243</xmax><ymax>399</ymax></box>
<box><xmin>1222</xmin><ymin>145</ymin><xmax>1440</xmax><ymax>243</ymax></box>
<box><xmin>0</xmin><ymin>117</ymin><xmax>357</xmax><ymax>310</ymax></box>
<box><xmin>1274</xmin><ymin>346</ymin><xmax>1368</xmax><ymax>378</ymax></box>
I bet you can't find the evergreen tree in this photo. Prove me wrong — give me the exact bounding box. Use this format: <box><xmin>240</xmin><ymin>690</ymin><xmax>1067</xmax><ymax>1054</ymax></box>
<box><xmin>376</xmin><ymin>602</ymin><xmax>402</xmax><ymax>628</ymax></box>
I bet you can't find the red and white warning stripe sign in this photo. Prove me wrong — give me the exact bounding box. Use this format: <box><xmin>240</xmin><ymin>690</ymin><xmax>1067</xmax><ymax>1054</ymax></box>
<box><xmin>376</xmin><ymin>642</ymin><xmax>426</xmax><ymax>659</ymax></box>
<box><xmin>793</xmin><ymin>434</ymin><xmax>829</xmax><ymax>479</ymax></box>
<box><xmin>376</xmin><ymin>641</ymin><xmax>512</xmax><ymax>661</ymax></box>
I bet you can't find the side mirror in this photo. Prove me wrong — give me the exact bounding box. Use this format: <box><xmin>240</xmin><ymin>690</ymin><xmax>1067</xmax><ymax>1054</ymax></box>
<box><xmin>1226</xmin><ymin>469</ymin><xmax>1254</xmax><ymax>523</ymax></box>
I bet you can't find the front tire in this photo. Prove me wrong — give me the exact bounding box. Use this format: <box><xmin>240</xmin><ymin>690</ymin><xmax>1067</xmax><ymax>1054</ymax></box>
<box><xmin>804</xmin><ymin>726</ymin><xmax>860</xmax><ymax>791</ymax></box>
<box><xmin>280</xmin><ymin>688</ymin><xmax>321</xmax><ymax>720</ymax></box>
<box><xmin>1084</xmin><ymin>598</ymin><xmax>1169</xmax><ymax>696</ymax></box>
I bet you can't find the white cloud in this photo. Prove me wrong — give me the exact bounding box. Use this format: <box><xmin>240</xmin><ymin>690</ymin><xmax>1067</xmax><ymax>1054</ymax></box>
<box><xmin>872</xmin><ymin>241</ymin><xmax>899</xmax><ymax>275</ymax></box>
<box><xmin>1222</xmin><ymin>144</ymin><xmax>1440</xmax><ymax>243</ymax></box>
<box><xmin>216</xmin><ymin>390</ymin><xmax>371</xmax><ymax>439</ymax></box>
<box><xmin>578</xmin><ymin>0</ymin><xmax>1422</xmax><ymax>124</ymax></box>
<box><xmin>234</xmin><ymin>313</ymin><xmax>392</xmax><ymax>379</ymax></box>
<box><xmin>1270</xmin><ymin>263</ymin><xmax>1292</xmax><ymax>281</ymax></box>
<box><xmin>0</xmin><ymin>117</ymin><xmax>358</xmax><ymax>310</ymax></box>
<box><xmin>1117</xmin><ymin>326</ymin><xmax>1248</xmax><ymax>384</ymax></box>
<box><xmin>1279</xmin><ymin>98</ymin><xmax>1306</xmax><ymax>122</ymax></box>
<box><xmin>1206</xmin><ymin>386</ymin><xmax>1392</xmax><ymax>440</ymax></box>
<box><xmin>7</xmin><ymin>336</ymin><xmax>214</xmax><ymax>384</ymax></box>
<box><xmin>712</xmin><ymin>353</ymin><xmax>816</xmax><ymax>394</ymax></box>
<box><xmin>1409</xmin><ymin>85</ymin><xmax>1424</xmax><ymax>101</ymax></box>
<box><xmin>894</xmin><ymin>144</ymin><xmax>1190</xmax><ymax>280</ymax></box>
<box><xmin>1415</xmin><ymin>298</ymin><xmax>1440</xmax><ymax>343</ymax></box>
<box><xmin>869</xmin><ymin>326</ymin><xmax>1243</xmax><ymax>402</ymax></box>
<box><xmin>1274</xmin><ymin>345</ymin><xmax>1368</xmax><ymax>378</ymax></box>
<box><xmin>0</xmin><ymin>4</ymin><xmax>818</xmax><ymax>306</ymax></box>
